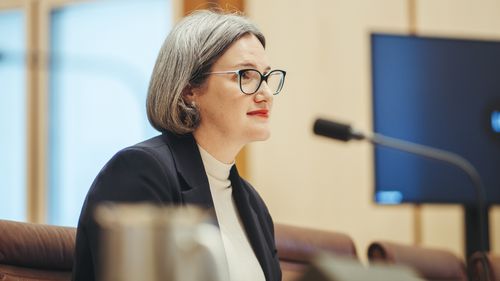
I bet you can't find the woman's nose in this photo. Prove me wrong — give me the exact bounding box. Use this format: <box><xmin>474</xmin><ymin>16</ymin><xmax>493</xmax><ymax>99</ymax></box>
<box><xmin>253</xmin><ymin>82</ymin><xmax>273</xmax><ymax>103</ymax></box>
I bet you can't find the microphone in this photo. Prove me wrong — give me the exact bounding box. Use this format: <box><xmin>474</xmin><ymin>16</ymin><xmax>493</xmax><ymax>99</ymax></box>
<box><xmin>313</xmin><ymin>118</ymin><xmax>365</xmax><ymax>141</ymax></box>
<box><xmin>313</xmin><ymin>118</ymin><xmax>490</xmax><ymax>279</ymax></box>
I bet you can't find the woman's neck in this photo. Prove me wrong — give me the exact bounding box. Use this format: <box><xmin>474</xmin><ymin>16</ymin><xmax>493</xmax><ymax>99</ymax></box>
<box><xmin>193</xmin><ymin>129</ymin><xmax>243</xmax><ymax>164</ymax></box>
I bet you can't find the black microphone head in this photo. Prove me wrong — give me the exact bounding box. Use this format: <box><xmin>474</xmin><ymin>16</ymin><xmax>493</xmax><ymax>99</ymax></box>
<box><xmin>313</xmin><ymin>118</ymin><xmax>354</xmax><ymax>142</ymax></box>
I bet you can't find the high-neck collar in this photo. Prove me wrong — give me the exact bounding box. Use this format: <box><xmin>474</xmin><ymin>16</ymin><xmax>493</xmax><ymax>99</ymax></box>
<box><xmin>197</xmin><ymin>144</ymin><xmax>234</xmax><ymax>184</ymax></box>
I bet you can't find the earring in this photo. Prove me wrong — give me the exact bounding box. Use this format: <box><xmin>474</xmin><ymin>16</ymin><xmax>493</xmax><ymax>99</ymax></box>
<box><xmin>191</xmin><ymin>101</ymin><xmax>196</xmax><ymax>108</ymax></box>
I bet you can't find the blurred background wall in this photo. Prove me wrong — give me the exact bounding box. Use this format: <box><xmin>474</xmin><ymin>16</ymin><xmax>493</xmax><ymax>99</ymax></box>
<box><xmin>245</xmin><ymin>0</ymin><xmax>500</xmax><ymax>261</ymax></box>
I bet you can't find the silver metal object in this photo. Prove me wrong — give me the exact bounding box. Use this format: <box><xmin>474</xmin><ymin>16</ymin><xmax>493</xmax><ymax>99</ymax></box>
<box><xmin>95</xmin><ymin>204</ymin><xmax>229</xmax><ymax>281</ymax></box>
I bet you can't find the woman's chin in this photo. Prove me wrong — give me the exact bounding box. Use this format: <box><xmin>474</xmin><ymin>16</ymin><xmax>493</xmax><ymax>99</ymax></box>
<box><xmin>247</xmin><ymin>129</ymin><xmax>271</xmax><ymax>142</ymax></box>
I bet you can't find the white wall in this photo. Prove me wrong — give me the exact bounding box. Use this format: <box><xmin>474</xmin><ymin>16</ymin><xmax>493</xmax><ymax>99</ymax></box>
<box><xmin>246</xmin><ymin>0</ymin><xmax>500</xmax><ymax>261</ymax></box>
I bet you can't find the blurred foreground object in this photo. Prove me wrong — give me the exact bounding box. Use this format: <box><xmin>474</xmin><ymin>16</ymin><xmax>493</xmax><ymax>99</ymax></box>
<box><xmin>299</xmin><ymin>253</ymin><xmax>423</xmax><ymax>281</ymax></box>
<box><xmin>95</xmin><ymin>204</ymin><xmax>229</xmax><ymax>281</ymax></box>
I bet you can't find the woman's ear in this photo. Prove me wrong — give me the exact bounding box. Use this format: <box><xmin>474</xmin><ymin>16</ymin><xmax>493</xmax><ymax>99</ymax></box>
<box><xmin>183</xmin><ymin>84</ymin><xmax>203</xmax><ymax>106</ymax></box>
<box><xmin>182</xmin><ymin>85</ymin><xmax>196</xmax><ymax>104</ymax></box>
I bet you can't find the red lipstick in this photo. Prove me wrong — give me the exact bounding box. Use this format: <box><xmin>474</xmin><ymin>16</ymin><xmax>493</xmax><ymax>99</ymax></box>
<box><xmin>247</xmin><ymin>109</ymin><xmax>269</xmax><ymax>118</ymax></box>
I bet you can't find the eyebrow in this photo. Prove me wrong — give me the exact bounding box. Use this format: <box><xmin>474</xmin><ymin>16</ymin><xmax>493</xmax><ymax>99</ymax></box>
<box><xmin>233</xmin><ymin>62</ymin><xmax>272</xmax><ymax>72</ymax></box>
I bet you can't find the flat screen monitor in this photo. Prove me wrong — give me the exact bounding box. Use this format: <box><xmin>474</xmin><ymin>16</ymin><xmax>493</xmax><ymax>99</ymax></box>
<box><xmin>371</xmin><ymin>33</ymin><xmax>500</xmax><ymax>205</ymax></box>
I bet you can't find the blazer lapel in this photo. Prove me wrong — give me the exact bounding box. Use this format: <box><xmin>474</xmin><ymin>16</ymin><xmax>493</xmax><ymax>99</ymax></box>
<box><xmin>161</xmin><ymin>131</ymin><xmax>214</xmax><ymax>209</ymax></box>
<box><xmin>230</xmin><ymin>166</ymin><xmax>274</xmax><ymax>281</ymax></box>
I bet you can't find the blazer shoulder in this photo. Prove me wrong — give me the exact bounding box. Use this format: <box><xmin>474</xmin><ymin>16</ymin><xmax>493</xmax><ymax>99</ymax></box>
<box><xmin>86</xmin><ymin>135</ymin><xmax>179</xmax><ymax>204</ymax></box>
<box><xmin>113</xmin><ymin>134</ymin><xmax>175</xmax><ymax>171</ymax></box>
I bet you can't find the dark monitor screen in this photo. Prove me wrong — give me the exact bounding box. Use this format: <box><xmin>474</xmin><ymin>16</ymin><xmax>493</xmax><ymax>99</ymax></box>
<box><xmin>371</xmin><ymin>33</ymin><xmax>500</xmax><ymax>205</ymax></box>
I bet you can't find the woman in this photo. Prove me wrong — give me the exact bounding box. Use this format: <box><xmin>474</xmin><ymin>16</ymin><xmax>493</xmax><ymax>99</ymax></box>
<box><xmin>72</xmin><ymin>10</ymin><xmax>286</xmax><ymax>281</ymax></box>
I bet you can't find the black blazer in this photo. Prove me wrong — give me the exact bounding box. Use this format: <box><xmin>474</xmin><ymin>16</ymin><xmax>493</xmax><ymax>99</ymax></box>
<box><xmin>71</xmin><ymin>131</ymin><xmax>281</xmax><ymax>281</ymax></box>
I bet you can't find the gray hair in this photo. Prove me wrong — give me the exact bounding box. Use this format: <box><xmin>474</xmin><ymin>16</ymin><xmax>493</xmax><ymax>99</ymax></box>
<box><xmin>146</xmin><ymin>10</ymin><xmax>266</xmax><ymax>134</ymax></box>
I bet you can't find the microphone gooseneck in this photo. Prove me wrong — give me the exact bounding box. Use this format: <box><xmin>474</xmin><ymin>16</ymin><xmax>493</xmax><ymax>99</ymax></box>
<box><xmin>313</xmin><ymin>118</ymin><xmax>490</xmax><ymax>281</ymax></box>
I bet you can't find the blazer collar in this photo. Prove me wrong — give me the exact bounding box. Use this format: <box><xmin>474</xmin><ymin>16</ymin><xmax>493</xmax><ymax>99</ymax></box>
<box><xmin>161</xmin><ymin>131</ymin><xmax>214</xmax><ymax>208</ymax></box>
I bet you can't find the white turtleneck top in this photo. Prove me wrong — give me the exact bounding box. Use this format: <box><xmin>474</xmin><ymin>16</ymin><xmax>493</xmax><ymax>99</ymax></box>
<box><xmin>197</xmin><ymin>145</ymin><xmax>265</xmax><ymax>281</ymax></box>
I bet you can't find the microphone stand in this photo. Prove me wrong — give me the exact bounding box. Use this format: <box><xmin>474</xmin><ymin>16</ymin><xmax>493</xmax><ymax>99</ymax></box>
<box><xmin>313</xmin><ymin>118</ymin><xmax>491</xmax><ymax>280</ymax></box>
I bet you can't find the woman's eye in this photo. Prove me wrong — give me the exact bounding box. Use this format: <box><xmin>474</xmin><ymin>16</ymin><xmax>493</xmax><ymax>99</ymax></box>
<box><xmin>240</xmin><ymin>71</ymin><xmax>251</xmax><ymax>80</ymax></box>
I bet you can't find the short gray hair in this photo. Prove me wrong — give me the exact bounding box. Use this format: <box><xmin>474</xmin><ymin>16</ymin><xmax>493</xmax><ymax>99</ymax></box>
<box><xmin>146</xmin><ymin>10</ymin><xmax>266</xmax><ymax>134</ymax></box>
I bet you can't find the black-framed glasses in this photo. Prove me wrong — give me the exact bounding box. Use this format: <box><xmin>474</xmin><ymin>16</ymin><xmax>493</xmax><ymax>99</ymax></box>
<box><xmin>206</xmin><ymin>69</ymin><xmax>286</xmax><ymax>95</ymax></box>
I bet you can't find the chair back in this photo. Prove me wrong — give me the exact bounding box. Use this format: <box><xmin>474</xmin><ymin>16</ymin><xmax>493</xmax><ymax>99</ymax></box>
<box><xmin>469</xmin><ymin>252</ymin><xmax>500</xmax><ymax>281</ymax></box>
<box><xmin>368</xmin><ymin>241</ymin><xmax>467</xmax><ymax>281</ymax></box>
<box><xmin>275</xmin><ymin>224</ymin><xmax>357</xmax><ymax>281</ymax></box>
<box><xmin>0</xmin><ymin>219</ymin><xmax>76</xmax><ymax>281</ymax></box>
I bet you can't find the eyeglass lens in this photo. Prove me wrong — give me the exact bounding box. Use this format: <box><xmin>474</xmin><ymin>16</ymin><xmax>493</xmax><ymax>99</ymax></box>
<box><xmin>240</xmin><ymin>69</ymin><xmax>284</xmax><ymax>95</ymax></box>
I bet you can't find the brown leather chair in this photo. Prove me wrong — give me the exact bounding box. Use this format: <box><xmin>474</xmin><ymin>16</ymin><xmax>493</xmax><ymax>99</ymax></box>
<box><xmin>469</xmin><ymin>252</ymin><xmax>500</xmax><ymax>281</ymax></box>
<box><xmin>368</xmin><ymin>241</ymin><xmax>468</xmax><ymax>281</ymax></box>
<box><xmin>275</xmin><ymin>224</ymin><xmax>358</xmax><ymax>281</ymax></box>
<box><xmin>0</xmin><ymin>219</ymin><xmax>356</xmax><ymax>281</ymax></box>
<box><xmin>0</xmin><ymin>219</ymin><xmax>76</xmax><ymax>281</ymax></box>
